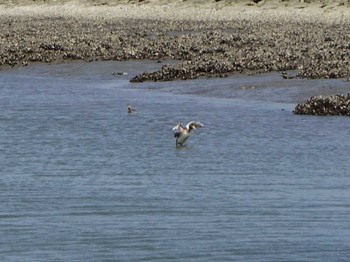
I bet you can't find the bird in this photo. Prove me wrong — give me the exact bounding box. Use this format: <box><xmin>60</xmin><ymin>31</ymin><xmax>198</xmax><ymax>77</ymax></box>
<box><xmin>127</xmin><ymin>104</ymin><xmax>137</xmax><ymax>114</ymax></box>
<box><xmin>172</xmin><ymin>121</ymin><xmax>204</xmax><ymax>147</ymax></box>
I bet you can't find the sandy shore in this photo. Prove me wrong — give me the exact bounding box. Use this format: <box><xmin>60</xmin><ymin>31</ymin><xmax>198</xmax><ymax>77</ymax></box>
<box><xmin>1</xmin><ymin>0</ymin><xmax>350</xmax><ymax>81</ymax></box>
<box><xmin>1</xmin><ymin>0</ymin><xmax>349</xmax><ymax>21</ymax></box>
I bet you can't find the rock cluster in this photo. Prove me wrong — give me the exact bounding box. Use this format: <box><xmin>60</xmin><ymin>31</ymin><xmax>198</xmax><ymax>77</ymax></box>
<box><xmin>294</xmin><ymin>94</ymin><xmax>350</xmax><ymax>116</ymax></box>
<box><xmin>1</xmin><ymin>8</ymin><xmax>350</xmax><ymax>82</ymax></box>
<box><xmin>130</xmin><ymin>59</ymin><xmax>229</xmax><ymax>82</ymax></box>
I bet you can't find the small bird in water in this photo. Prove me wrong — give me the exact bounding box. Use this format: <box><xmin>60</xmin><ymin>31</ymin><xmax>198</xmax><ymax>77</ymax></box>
<box><xmin>172</xmin><ymin>121</ymin><xmax>204</xmax><ymax>147</ymax></box>
<box><xmin>127</xmin><ymin>104</ymin><xmax>137</xmax><ymax>114</ymax></box>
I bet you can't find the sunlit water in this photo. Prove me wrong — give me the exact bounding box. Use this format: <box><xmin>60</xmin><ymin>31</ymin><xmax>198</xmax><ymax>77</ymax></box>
<box><xmin>1</xmin><ymin>61</ymin><xmax>350</xmax><ymax>261</ymax></box>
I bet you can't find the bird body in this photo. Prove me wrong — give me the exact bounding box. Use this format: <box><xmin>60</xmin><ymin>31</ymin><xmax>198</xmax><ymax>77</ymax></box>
<box><xmin>127</xmin><ymin>104</ymin><xmax>137</xmax><ymax>114</ymax></box>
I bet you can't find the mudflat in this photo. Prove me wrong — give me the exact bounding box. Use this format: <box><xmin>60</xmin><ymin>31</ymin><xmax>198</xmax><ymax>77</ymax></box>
<box><xmin>1</xmin><ymin>0</ymin><xmax>349</xmax><ymax>81</ymax></box>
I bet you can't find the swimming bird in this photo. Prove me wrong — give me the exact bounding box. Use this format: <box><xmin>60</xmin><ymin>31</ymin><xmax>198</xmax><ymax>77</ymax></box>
<box><xmin>127</xmin><ymin>104</ymin><xmax>137</xmax><ymax>114</ymax></box>
<box><xmin>172</xmin><ymin>121</ymin><xmax>204</xmax><ymax>146</ymax></box>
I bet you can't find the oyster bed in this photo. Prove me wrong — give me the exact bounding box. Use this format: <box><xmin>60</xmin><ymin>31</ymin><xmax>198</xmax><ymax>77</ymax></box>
<box><xmin>1</xmin><ymin>3</ymin><xmax>350</xmax><ymax>83</ymax></box>
<box><xmin>294</xmin><ymin>94</ymin><xmax>350</xmax><ymax>116</ymax></box>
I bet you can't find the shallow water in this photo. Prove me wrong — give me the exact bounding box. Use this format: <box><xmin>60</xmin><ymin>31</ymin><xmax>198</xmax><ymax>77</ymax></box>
<box><xmin>1</xmin><ymin>61</ymin><xmax>350</xmax><ymax>261</ymax></box>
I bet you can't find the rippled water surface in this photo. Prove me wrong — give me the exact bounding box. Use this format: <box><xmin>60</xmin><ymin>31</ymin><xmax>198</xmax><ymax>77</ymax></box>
<box><xmin>1</xmin><ymin>61</ymin><xmax>350</xmax><ymax>261</ymax></box>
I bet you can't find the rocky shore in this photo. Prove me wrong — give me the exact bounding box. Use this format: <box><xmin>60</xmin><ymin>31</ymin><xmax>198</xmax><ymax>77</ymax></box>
<box><xmin>0</xmin><ymin>1</ymin><xmax>350</xmax><ymax>83</ymax></box>
<box><xmin>294</xmin><ymin>94</ymin><xmax>350</xmax><ymax>116</ymax></box>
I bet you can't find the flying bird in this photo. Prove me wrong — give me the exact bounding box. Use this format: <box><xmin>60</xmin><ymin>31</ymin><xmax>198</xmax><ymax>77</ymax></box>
<box><xmin>172</xmin><ymin>121</ymin><xmax>204</xmax><ymax>147</ymax></box>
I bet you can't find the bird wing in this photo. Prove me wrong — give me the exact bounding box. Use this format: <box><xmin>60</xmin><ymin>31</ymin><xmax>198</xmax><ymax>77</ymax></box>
<box><xmin>186</xmin><ymin>121</ymin><xmax>204</xmax><ymax>129</ymax></box>
<box><xmin>172</xmin><ymin>125</ymin><xmax>180</xmax><ymax>133</ymax></box>
<box><xmin>172</xmin><ymin>123</ymin><xmax>184</xmax><ymax>133</ymax></box>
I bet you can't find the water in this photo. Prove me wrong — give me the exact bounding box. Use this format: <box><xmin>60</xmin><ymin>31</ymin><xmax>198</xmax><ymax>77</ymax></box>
<box><xmin>1</xmin><ymin>61</ymin><xmax>350</xmax><ymax>261</ymax></box>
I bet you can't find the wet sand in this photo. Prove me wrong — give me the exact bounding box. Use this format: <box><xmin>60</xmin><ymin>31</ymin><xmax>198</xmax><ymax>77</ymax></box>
<box><xmin>1</xmin><ymin>0</ymin><xmax>350</xmax><ymax>81</ymax></box>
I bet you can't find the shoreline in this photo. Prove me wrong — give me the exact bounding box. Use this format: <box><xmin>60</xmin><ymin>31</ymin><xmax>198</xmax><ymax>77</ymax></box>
<box><xmin>1</xmin><ymin>1</ymin><xmax>350</xmax><ymax>81</ymax></box>
<box><xmin>1</xmin><ymin>0</ymin><xmax>350</xmax><ymax>20</ymax></box>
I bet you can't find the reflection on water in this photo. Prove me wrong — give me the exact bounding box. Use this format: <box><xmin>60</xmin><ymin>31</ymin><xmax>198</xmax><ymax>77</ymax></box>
<box><xmin>1</xmin><ymin>61</ymin><xmax>350</xmax><ymax>261</ymax></box>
